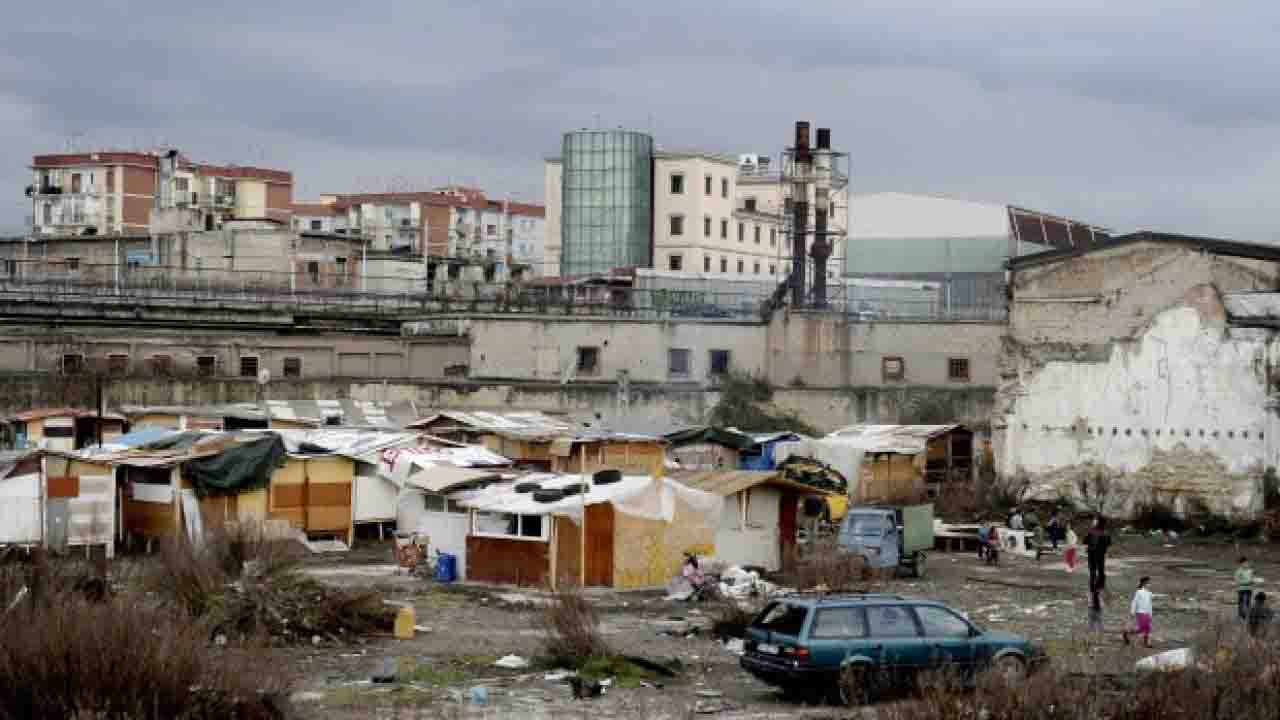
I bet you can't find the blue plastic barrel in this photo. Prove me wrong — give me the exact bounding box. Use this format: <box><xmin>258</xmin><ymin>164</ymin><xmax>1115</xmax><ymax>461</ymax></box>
<box><xmin>434</xmin><ymin>553</ymin><xmax>457</xmax><ymax>583</ymax></box>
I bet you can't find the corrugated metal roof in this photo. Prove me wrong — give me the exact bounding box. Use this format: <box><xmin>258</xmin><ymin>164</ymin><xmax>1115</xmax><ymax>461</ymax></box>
<box><xmin>670</xmin><ymin>469</ymin><xmax>830</xmax><ymax>497</ymax></box>
<box><xmin>119</xmin><ymin>400</ymin><xmax>421</xmax><ymax>429</ymax></box>
<box><xmin>410</xmin><ymin>410</ymin><xmax>660</xmax><ymax>442</ymax></box>
<box><xmin>1224</xmin><ymin>292</ymin><xmax>1280</xmax><ymax>324</ymax></box>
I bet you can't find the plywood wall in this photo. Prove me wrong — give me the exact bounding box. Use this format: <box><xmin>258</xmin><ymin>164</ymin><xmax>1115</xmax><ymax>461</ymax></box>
<box><xmin>612</xmin><ymin>493</ymin><xmax>715</xmax><ymax>589</ymax></box>
<box><xmin>466</xmin><ymin>536</ymin><xmax>550</xmax><ymax>586</ymax></box>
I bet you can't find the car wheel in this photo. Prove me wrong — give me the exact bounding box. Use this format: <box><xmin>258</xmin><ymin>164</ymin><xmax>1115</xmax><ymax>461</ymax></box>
<box><xmin>994</xmin><ymin>654</ymin><xmax>1027</xmax><ymax>685</ymax></box>
<box><xmin>836</xmin><ymin>663</ymin><xmax>873</xmax><ymax>706</ymax></box>
<box><xmin>912</xmin><ymin>552</ymin><xmax>927</xmax><ymax>579</ymax></box>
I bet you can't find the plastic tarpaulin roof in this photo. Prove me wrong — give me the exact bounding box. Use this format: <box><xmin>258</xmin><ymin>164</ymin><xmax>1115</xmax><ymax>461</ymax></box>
<box><xmin>773</xmin><ymin>425</ymin><xmax>962</xmax><ymax>498</ymax></box>
<box><xmin>268</xmin><ymin>429</ymin><xmax>419</xmax><ymax>460</ymax></box>
<box><xmin>378</xmin><ymin>446</ymin><xmax>512</xmax><ymax>492</ymax></box>
<box><xmin>179</xmin><ymin>435</ymin><xmax>287</xmax><ymax>497</ymax></box>
<box><xmin>455</xmin><ymin>473</ymin><xmax>723</xmax><ymax>524</ymax></box>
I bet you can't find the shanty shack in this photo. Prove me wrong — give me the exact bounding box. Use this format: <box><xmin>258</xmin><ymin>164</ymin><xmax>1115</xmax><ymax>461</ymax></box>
<box><xmin>776</xmin><ymin>425</ymin><xmax>975</xmax><ymax>503</ymax></box>
<box><xmin>456</xmin><ymin>473</ymin><xmax>722</xmax><ymax>589</ymax></box>
<box><xmin>5</xmin><ymin>408</ymin><xmax>126</xmax><ymax>451</ymax></box>
<box><xmin>664</xmin><ymin>427</ymin><xmax>804</xmax><ymax>471</ymax></box>
<box><xmin>671</xmin><ymin>469</ymin><xmax>830</xmax><ymax>572</ymax></box>
<box><xmin>0</xmin><ymin>450</ymin><xmax>46</xmax><ymax>548</ymax></box>
<box><xmin>41</xmin><ymin>453</ymin><xmax>117</xmax><ymax>556</ymax></box>
<box><xmin>409</xmin><ymin>411</ymin><xmax>665</xmax><ymax>475</ymax></box>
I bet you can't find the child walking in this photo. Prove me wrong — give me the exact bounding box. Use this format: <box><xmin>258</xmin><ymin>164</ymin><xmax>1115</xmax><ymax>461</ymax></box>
<box><xmin>1123</xmin><ymin>576</ymin><xmax>1154</xmax><ymax>648</ymax></box>
<box><xmin>1236</xmin><ymin>557</ymin><xmax>1255</xmax><ymax>621</ymax></box>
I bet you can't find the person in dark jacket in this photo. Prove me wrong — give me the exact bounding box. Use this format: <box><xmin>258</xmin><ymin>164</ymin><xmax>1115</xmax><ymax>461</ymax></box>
<box><xmin>1085</xmin><ymin>516</ymin><xmax>1111</xmax><ymax>590</ymax></box>
<box><xmin>1249</xmin><ymin>592</ymin><xmax>1273</xmax><ymax>640</ymax></box>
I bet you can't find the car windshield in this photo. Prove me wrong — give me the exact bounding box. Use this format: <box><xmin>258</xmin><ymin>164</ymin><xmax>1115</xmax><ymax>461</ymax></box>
<box><xmin>752</xmin><ymin>602</ymin><xmax>809</xmax><ymax>636</ymax></box>
<box><xmin>845</xmin><ymin>516</ymin><xmax>887</xmax><ymax>536</ymax></box>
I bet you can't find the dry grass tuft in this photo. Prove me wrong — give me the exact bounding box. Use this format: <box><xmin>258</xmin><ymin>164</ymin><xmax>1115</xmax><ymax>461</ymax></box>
<box><xmin>538</xmin><ymin>585</ymin><xmax>609</xmax><ymax>667</ymax></box>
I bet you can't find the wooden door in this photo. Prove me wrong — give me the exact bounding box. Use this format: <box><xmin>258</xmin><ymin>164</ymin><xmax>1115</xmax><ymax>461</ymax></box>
<box><xmin>778</xmin><ymin>493</ymin><xmax>798</xmax><ymax>571</ymax></box>
<box><xmin>584</xmin><ymin>503</ymin><xmax>614</xmax><ymax>587</ymax></box>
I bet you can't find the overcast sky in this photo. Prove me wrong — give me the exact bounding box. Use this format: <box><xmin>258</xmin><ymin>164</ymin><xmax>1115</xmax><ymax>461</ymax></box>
<box><xmin>3</xmin><ymin>2</ymin><xmax>1279</xmax><ymax>239</ymax></box>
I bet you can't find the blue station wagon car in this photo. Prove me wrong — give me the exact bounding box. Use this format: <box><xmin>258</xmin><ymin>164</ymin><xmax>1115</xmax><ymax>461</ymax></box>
<box><xmin>740</xmin><ymin>593</ymin><xmax>1046</xmax><ymax>705</ymax></box>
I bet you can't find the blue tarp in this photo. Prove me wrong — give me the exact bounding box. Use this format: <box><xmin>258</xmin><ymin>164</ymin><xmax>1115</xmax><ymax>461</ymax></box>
<box><xmin>109</xmin><ymin>425</ymin><xmax>179</xmax><ymax>448</ymax></box>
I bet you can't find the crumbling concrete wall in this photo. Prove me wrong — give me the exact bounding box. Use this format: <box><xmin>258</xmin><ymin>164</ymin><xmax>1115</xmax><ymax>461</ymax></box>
<box><xmin>997</xmin><ymin>241</ymin><xmax>1280</xmax><ymax>516</ymax></box>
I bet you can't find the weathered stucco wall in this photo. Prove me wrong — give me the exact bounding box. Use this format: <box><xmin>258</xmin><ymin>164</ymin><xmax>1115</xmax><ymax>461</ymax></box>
<box><xmin>998</xmin><ymin>242</ymin><xmax>1280</xmax><ymax>516</ymax></box>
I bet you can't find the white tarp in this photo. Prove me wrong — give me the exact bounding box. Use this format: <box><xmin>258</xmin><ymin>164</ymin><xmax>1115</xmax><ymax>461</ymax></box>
<box><xmin>773</xmin><ymin>425</ymin><xmax>958</xmax><ymax>497</ymax></box>
<box><xmin>376</xmin><ymin>446</ymin><xmax>511</xmax><ymax>491</ymax></box>
<box><xmin>271</xmin><ymin>429</ymin><xmax>420</xmax><ymax>460</ymax></box>
<box><xmin>455</xmin><ymin>474</ymin><xmax>723</xmax><ymax>524</ymax></box>
<box><xmin>0</xmin><ymin>473</ymin><xmax>40</xmax><ymax>544</ymax></box>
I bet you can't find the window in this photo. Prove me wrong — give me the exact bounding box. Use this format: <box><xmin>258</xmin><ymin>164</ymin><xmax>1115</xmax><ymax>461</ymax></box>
<box><xmin>307</xmin><ymin>261</ymin><xmax>320</xmax><ymax>284</ymax></box>
<box><xmin>71</xmin><ymin>173</ymin><xmax>82</xmax><ymax>193</ymax></box>
<box><xmin>737</xmin><ymin>259</ymin><xmax>744</xmax><ymax>274</ymax></box>
<box><xmin>709</xmin><ymin>349</ymin><xmax>731</xmax><ymax>375</ymax></box>
<box><xmin>148</xmin><ymin>355</ymin><xmax>174</xmax><ymax>377</ymax></box>
<box><xmin>335</xmin><ymin>257</ymin><xmax>347</xmax><ymax>286</ymax></box>
<box><xmin>61</xmin><ymin>353</ymin><xmax>84</xmax><ymax>375</ymax></box>
<box><xmin>174</xmin><ymin>177</ymin><xmax>189</xmax><ymax>193</ymax></box>
<box><xmin>106</xmin><ymin>354</ymin><xmax>129</xmax><ymax>377</ymax></box>
<box><xmin>882</xmin><ymin>356</ymin><xmax>905</xmax><ymax>381</ymax></box>
<box><xmin>754</xmin><ymin>602</ymin><xmax>809</xmax><ymax>636</ymax></box>
<box><xmin>669</xmin><ymin>215</ymin><xmax>684</xmax><ymax>236</ymax></box>
<box><xmin>914</xmin><ymin>606</ymin><xmax>972</xmax><ymax>639</ymax></box>
<box><xmin>310</xmin><ymin>219</ymin><xmax>322</xmax><ymax>231</ymax></box>
<box><xmin>704</xmin><ymin>175</ymin><xmax>712</xmax><ymax>195</ymax></box>
<box><xmin>720</xmin><ymin>219</ymin><xmax>727</xmax><ymax>239</ymax></box>
<box><xmin>473</xmin><ymin>511</ymin><xmax>548</xmax><ymax>541</ymax></box>
<box><xmin>3</xmin><ymin>260</ymin><xmax>15</xmax><ymax>276</ymax></box>
<box><xmin>721</xmin><ymin>177</ymin><xmax>728</xmax><ymax>198</ymax></box>
<box><xmin>196</xmin><ymin>355</ymin><xmax>217</xmax><ymax>377</ymax></box>
<box><xmin>576</xmin><ymin>346</ymin><xmax>600</xmax><ymax>376</ymax></box>
<box><xmin>737</xmin><ymin>223</ymin><xmax>744</xmax><ymax>243</ymax></box>
<box><xmin>720</xmin><ymin>257</ymin><xmax>727</xmax><ymax>273</ymax></box>
<box><xmin>745</xmin><ymin>197</ymin><xmax>757</xmax><ymax>212</ymax></box>
<box><xmin>668</xmin><ymin>348</ymin><xmax>691</xmax><ymax>376</ymax></box>
<box><xmin>486</xmin><ymin>224</ymin><xmax>496</xmax><ymax>236</ymax></box>
<box><xmin>105</xmin><ymin>169</ymin><xmax>114</xmax><ymax>192</ymax></box>
<box><xmin>867</xmin><ymin>606</ymin><xmax>920</xmax><ymax>638</ymax></box>
<box><xmin>42</xmin><ymin>204</ymin><xmax>51</xmax><ymax>225</ymax></box>
<box><xmin>65</xmin><ymin>258</ymin><xmax>80</xmax><ymax>272</ymax></box>
<box><xmin>948</xmin><ymin>358</ymin><xmax>971</xmax><ymax>382</ymax></box>
<box><xmin>703</xmin><ymin>256</ymin><xmax>711</xmax><ymax>272</ymax></box>
<box><xmin>669</xmin><ymin>174</ymin><xmax>684</xmax><ymax>195</ymax></box>
<box><xmin>769</xmin><ymin>264</ymin><xmax>776</xmax><ymax>275</ymax></box>
<box><xmin>423</xmin><ymin>492</ymin><xmax>467</xmax><ymax>514</ymax></box>
<box><xmin>668</xmin><ymin>255</ymin><xmax>683</xmax><ymax>271</ymax></box>
<box><xmin>753</xmin><ymin>262</ymin><xmax>760</xmax><ymax>275</ymax></box>
<box><xmin>703</xmin><ymin>216</ymin><xmax>711</xmax><ymax>237</ymax></box>
<box><xmin>283</xmin><ymin>356</ymin><xmax>302</xmax><ymax>378</ymax></box>
<box><xmin>754</xmin><ymin>225</ymin><xmax>761</xmax><ymax>244</ymax></box>
<box><xmin>239</xmin><ymin>355</ymin><xmax>259</xmax><ymax>378</ymax></box>
<box><xmin>769</xmin><ymin>228</ymin><xmax>776</xmax><ymax>246</ymax></box>
<box><xmin>810</xmin><ymin>607</ymin><xmax>868</xmax><ymax>639</ymax></box>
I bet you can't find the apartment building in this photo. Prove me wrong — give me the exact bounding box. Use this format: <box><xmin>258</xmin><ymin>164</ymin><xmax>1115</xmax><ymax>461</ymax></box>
<box><xmin>26</xmin><ymin>150</ymin><xmax>292</xmax><ymax>237</ymax></box>
<box><xmin>299</xmin><ymin>187</ymin><xmax>546</xmax><ymax>274</ymax></box>
<box><xmin>544</xmin><ymin>131</ymin><xmax>846</xmax><ymax>283</ymax></box>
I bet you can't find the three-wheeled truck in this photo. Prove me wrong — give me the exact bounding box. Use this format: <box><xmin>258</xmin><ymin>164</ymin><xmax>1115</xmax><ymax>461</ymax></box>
<box><xmin>837</xmin><ymin>503</ymin><xmax>934</xmax><ymax>578</ymax></box>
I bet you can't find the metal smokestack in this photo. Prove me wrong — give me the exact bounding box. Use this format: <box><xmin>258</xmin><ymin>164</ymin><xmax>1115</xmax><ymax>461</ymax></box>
<box><xmin>811</xmin><ymin>128</ymin><xmax>833</xmax><ymax>307</ymax></box>
<box><xmin>790</xmin><ymin>122</ymin><xmax>812</xmax><ymax>307</ymax></box>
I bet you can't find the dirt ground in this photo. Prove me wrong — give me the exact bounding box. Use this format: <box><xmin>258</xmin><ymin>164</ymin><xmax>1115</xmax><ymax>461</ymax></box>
<box><xmin>279</xmin><ymin>533</ymin><xmax>1273</xmax><ymax>719</ymax></box>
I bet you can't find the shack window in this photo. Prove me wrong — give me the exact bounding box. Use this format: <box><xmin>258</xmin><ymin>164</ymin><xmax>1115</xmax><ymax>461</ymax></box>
<box><xmin>60</xmin><ymin>353</ymin><xmax>84</xmax><ymax>375</ymax></box>
<box><xmin>196</xmin><ymin>355</ymin><xmax>217</xmax><ymax>377</ymax></box>
<box><xmin>423</xmin><ymin>492</ymin><xmax>466</xmax><ymax>515</ymax></box>
<box><xmin>577</xmin><ymin>346</ymin><xmax>600</xmax><ymax>376</ymax></box>
<box><xmin>668</xmin><ymin>348</ymin><xmax>691</xmax><ymax>376</ymax></box>
<box><xmin>106</xmin><ymin>353</ymin><xmax>129</xmax><ymax>377</ymax></box>
<box><xmin>948</xmin><ymin>358</ymin><xmax>970</xmax><ymax>382</ymax></box>
<box><xmin>882</xmin><ymin>356</ymin><xmax>905</xmax><ymax>381</ymax></box>
<box><xmin>473</xmin><ymin>511</ymin><xmax>548</xmax><ymax>541</ymax></box>
<box><xmin>709</xmin><ymin>349</ymin><xmax>731</xmax><ymax>376</ymax></box>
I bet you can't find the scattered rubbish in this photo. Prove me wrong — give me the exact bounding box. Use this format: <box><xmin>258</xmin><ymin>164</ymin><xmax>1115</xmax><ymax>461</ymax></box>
<box><xmin>544</xmin><ymin>669</ymin><xmax>576</xmax><ymax>682</ymax></box>
<box><xmin>300</xmin><ymin>536</ymin><xmax>350</xmax><ymax>554</ymax></box>
<box><xmin>696</xmin><ymin>690</ymin><xmax>724</xmax><ymax>698</ymax></box>
<box><xmin>987</xmin><ymin>616</ymin><xmax>1007</xmax><ymax>623</ymax></box>
<box><xmin>623</xmin><ymin>655</ymin><xmax>681</xmax><ymax>678</ymax></box>
<box><xmin>394</xmin><ymin>606</ymin><xmax>416</xmax><ymax>639</ymax></box>
<box><xmin>724</xmin><ymin>638</ymin><xmax>745</xmax><ymax>655</ymax></box>
<box><xmin>695</xmin><ymin>698</ymin><xmax>732</xmax><ymax>714</ymax></box>
<box><xmin>494</xmin><ymin>655</ymin><xmax>531</xmax><ymax>670</ymax></box>
<box><xmin>1136</xmin><ymin>648</ymin><xmax>1194</xmax><ymax>673</ymax></box>
<box><xmin>469</xmin><ymin>686</ymin><xmax>489</xmax><ymax>705</ymax></box>
<box><xmin>600</xmin><ymin>678</ymin><xmax>613</xmax><ymax>687</ymax></box>
<box><xmin>372</xmin><ymin>659</ymin><xmax>398</xmax><ymax>684</ymax></box>
<box><xmin>289</xmin><ymin>690</ymin><xmax>325</xmax><ymax>703</ymax></box>
<box><xmin>496</xmin><ymin>592</ymin><xmax>547</xmax><ymax>606</ymax></box>
<box><xmin>569</xmin><ymin>677</ymin><xmax>606</xmax><ymax>699</ymax></box>
<box><xmin>311</xmin><ymin>635</ymin><xmax>322</xmax><ymax>646</ymax></box>
<box><xmin>414</xmin><ymin>625</ymin><xmax>433</xmax><ymax>633</ymax></box>
<box><xmin>4</xmin><ymin>586</ymin><xmax>28</xmax><ymax>614</ymax></box>
<box><xmin>640</xmin><ymin>681</ymin><xmax>665</xmax><ymax>689</ymax></box>
<box><xmin>214</xmin><ymin>633</ymin><xmax>227</xmax><ymax>647</ymax></box>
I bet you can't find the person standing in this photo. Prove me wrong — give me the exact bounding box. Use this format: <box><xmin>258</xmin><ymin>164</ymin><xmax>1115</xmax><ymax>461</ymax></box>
<box><xmin>1064</xmin><ymin>525</ymin><xmax>1080</xmax><ymax>573</ymax></box>
<box><xmin>1249</xmin><ymin>592</ymin><xmax>1273</xmax><ymax>640</ymax></box>
<box><xmin>977</xmin><ymin>522</ymin><xmax>989</xmax><ymax>561</ymax></box>
<box><xmin>1236</xmin><ymin>557</ymin><xmax>1255</xmax><ymax>621</ymax></box>
<box><xmin>1048</xmin><ymin>511</ymin><xmax>1062</xmax><ymax>550</ymax></box>
<box><xmin>1122</xmin><ymin>576</ymin><xmax>1154</xmax><ymax>648</ymax></box>
<box><xmin>1088</xmin><ymin>577</ymin><xmax>1105</xmax><ymax>634</ymax></box>
<box><xmin>987</xmin><ymin>523</ymin><xmax>1001</xmax><ymax>566</ymax></box>
<box><xmin>1085</xmin><ymin>516</ymin><xmax>1112</xmax><ymax>590</ymax></box>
